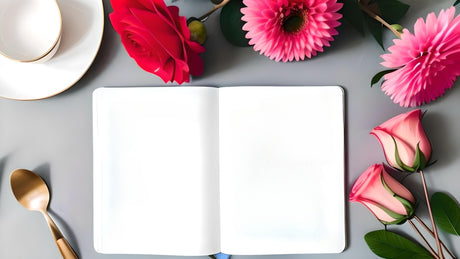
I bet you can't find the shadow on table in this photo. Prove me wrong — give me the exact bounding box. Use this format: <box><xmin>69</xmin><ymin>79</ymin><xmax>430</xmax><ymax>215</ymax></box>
<box><xmin>49</xmin><ymin>208</ymin><xmax>81</xmax><ymax>257</ymax></box>
<box><xmin>33</xmin><ymin>163</ymin><xmax>81</xmax><ymax>257</ymax></box>
<box><xmin>0</xmin><ymin>155</ymin><xmax>8</xmax><ymax>194</ymax></box>
<box><xmin>33</xmin><ymin>164</ymin><xmax>52</xmax><ymax>192</ymax></box>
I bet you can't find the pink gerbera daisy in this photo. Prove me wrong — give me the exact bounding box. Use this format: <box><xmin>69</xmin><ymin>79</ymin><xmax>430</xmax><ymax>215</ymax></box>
<box><xmin>381</xmin><ymin>7</ymin><xmax>460</xmax><ymax>107</ymax></box>
<box><xmin>241</xmin><ymin>0</ymin><xmax>343</xmax><ymax>62</ymax></box>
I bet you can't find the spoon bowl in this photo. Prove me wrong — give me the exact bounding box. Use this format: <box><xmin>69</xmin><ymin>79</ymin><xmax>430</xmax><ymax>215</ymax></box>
<box><xmin>10</xmin><ymin>169</ymin><xmax>78</xmax><ymax>259</ymax></box>
<box><xmin>10</xmin><ymin>168</ymin><xmax>50</xmax><ymax>212</ymax></box>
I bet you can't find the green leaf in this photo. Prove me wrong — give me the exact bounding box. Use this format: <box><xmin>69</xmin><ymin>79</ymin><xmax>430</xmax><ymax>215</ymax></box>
<box><xmin>364</xmin><ymin>13</ymin><xmax>384</xmax><ymax>49</ymax></box>
<box><xmin>364</xmin><ymin>230</ymin><xmax>432</xmax><ymax>259</ymax></box>
<box><xmin>220</xmin><ymin>0</ymin><xmax>249</xmax><ymax>47</ymax></box>
<box><xmin>454</xmin><ymin>0</ymin><xmax>460</xmax><ymax>6</ymax></box>
<box><xmin>340</xmin><ymin>0</ymin><xmax>365</xmax><ymax>35</ymax></box>
<box><xmin>371</xmin><ymin>69</ymin><xmax>396</xmax><ymax>87</ymax></box>
<box><xmin>431</xmin><ymin>192</ymin><xmax>460</xmax><ymax>236</ymax></box>
<box><xmin>376</xmin><ymin>0</ymin><xmax>410</xmax><ymax>24</ymax></box>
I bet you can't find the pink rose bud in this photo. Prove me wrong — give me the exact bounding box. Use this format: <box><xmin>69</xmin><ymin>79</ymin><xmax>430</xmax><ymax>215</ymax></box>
<box><xmin>371</xmin><ymin>109</ymin><xmax>431</xmax><ymax>172</ymax></box>
<box><xmin>350</xmin><ymin>164</ymin><xmax>416</xmax><ymax>225</ymax></box>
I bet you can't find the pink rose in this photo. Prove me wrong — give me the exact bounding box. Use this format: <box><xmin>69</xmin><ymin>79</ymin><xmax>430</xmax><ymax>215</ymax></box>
<box><xmin>109</xmin><ymin>0</ymin><xmax>205</xmax><ymax>84</ymax></box>
<box><xmin>371</xmin><ymin>109</ymin><xmax>431</xmax><ymax>172</ymax></box>
<box><xmin>350</xmin><ymin>164</ymin><xmax>415</xmax><ymax>225</ymax></box>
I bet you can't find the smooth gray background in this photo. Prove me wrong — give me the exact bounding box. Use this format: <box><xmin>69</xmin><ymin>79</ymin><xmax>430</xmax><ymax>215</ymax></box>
<box><xmin>1</xmin><ymin>0</ymin><xmax>459</xmax><ymax>258</ymax></box>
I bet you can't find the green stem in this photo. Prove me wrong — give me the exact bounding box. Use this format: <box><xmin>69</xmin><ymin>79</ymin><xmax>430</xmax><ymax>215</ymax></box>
<box><xmin>358</xmin><ymin>0</ymin><xmax>402</xmax><ymax>38</ymax></box>
<box><xmin>414</xmin><ymin>215</ymin><xmax>457</xmax><ymax>259</ymax></box>
<box><xmin>199</xmin><ymin>0</ymin><xmax>230</xmax><ymax>21</ymax></box>
<box><xmin>408</xmin><ymin>219</ymin><xmax>440</xmax><ymax>259</ymax></box>
<box><xmin>419</xmin><ymin>170</ymin><xmax>444</xmax><ymax>259</ymax></box>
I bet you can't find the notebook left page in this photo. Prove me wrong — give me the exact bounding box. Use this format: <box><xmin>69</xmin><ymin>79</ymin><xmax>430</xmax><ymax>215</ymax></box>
<box><xmin>93</xmin><ymin>87</ymin><xmax>221</xmax><ymax>255</ymax></box>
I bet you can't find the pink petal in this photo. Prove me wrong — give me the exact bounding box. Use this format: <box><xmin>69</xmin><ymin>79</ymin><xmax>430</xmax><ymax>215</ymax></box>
<box><xmin>380</xmin><ymin>7</ymin><xmax>460</xmax><ymax>107</ymax></box>
<box><xmin>241</xmin><ymin>0</ymin><xmax>342</xmax><ymax>62</ymax></box>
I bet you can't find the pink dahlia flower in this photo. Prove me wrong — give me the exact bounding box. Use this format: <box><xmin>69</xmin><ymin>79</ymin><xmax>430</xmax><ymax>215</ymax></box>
<box><xmin>241</xmin><ymin>0</ymin><xmax>343</xmax><ymax>62</ymax></box>
<box><xmin>381</xmin><ymin>7</ymin><xmax>460</xmax><ymax>107</ymax></box>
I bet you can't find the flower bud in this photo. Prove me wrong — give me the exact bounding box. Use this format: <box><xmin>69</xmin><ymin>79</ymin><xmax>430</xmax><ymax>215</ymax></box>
<box><xmin>371</xmin><ymin>109</ymin><xmax>431</xmax><ymax>172</ymax></box>
<box><xmin>188</xmin><ymin>18</ymin><xmax>207</xmax><ymax>45</ymax></box>
<box><xmin>350</xmin><ymin>164</ymin><xmax>416</xmax><ymax>225</ymax></box>
<box><xmin>391</xmin><ymin>24</ymin><xmax>404</xmax><ymax>33</ymax></box>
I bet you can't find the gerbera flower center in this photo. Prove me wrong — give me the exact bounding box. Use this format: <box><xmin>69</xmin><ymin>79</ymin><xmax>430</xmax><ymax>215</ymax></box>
<box><xmin>241</xmin><ymin>0</ymin><xmax>343</xmax><ymax>62</ymax></box>
<box><xmin>282</xmin><ymin>10</ymin><xmax>307</xmax><ymax>33</ymax></box>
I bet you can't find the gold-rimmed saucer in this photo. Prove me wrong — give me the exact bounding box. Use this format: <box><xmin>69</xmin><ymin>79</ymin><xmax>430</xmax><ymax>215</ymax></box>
<box><xmin>0</xmin><ymin>0</ymin><xmax>104</xmax><ymax>100</ymax></box>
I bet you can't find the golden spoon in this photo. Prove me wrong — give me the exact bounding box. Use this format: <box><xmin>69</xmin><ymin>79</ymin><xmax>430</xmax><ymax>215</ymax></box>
<box><xmin>10</xmin><ymin>169</ymin><xmax>78</xmax><ymax>259</ymax></box>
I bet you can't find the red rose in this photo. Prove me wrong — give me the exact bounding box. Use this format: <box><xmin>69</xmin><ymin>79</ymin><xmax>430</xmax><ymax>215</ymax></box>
<box><xmin>109</xmin><ymin>0</ymin><xmax>205</xmax><ymax>84</ymax></box>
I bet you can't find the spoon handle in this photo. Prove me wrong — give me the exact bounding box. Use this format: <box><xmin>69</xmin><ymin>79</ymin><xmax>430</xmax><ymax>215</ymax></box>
<box><xmin>56</xmin><ymin>238</ymin><xmax>79</xmax><ymax>259</ymax></box>
<box><xmin>42</xmin><ymin>211</ymin><xmax>79</xmax><ymax>259</ymax></box>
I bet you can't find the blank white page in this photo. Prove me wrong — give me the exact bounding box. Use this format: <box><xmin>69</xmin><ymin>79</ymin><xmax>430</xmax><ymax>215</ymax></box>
<box><xmin>93</xmin><ymin>87</ymin><xmax>220</xmax><ymax>255</ymax></box>
<box><xmin>218</xmin><ymin>86</ymin><xmax>345</xmax><ymax>255</ymax></box>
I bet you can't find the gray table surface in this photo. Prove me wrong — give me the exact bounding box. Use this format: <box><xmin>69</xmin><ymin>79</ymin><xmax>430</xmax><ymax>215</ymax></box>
<box><xmin>1</xmin><ymin>0</ymin><xmax>459</xmax><ymax>258</ymax></box>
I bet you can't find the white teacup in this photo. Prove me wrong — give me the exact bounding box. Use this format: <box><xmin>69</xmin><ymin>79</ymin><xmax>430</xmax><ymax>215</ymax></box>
<box><xmin>0</xmin><ymin>0</ymin><xmax>62</xmax><ymax>63</ymax></box>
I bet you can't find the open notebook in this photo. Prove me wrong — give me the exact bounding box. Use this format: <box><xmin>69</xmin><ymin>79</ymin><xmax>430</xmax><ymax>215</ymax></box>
<box><xmin>93</xmin><ymin>86</ymin><xmax>345</xmax><ymax>256</ymax></box>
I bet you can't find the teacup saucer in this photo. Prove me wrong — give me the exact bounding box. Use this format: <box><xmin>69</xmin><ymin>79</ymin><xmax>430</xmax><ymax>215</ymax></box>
<box><xmin>0</xmin><ymin>0</ymin><xmax>104</xmax><ymax>100</ymax></box>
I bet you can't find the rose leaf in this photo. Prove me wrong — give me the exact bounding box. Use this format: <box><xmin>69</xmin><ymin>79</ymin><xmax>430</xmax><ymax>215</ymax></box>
<box><xmin>364</xmin><ymin>14</ymin><xmax>384</xmax><ymax>49</ymax></box>
<box><xmin>371</xmin><ymin>69</ymin><xmax>397</xmax><ymax>87</ymax></box>
<box><xmin>341</xmin><ymin>0</ymin><xmax>366</xmax><ymax>35</ymax></box>
<box><xmin>376</xmin><ymin>0</ymin><xmax>410</xmax><ymax>24</ymax></box>
<box><xmin>431</xmin><ymin>192</ymin><xmax>460</xmax><ymax>236</ymax></box>
<box><xmin>364</xmin><ymin>230</ymin><xmax>432</xmax><ymax>258</ymax></box>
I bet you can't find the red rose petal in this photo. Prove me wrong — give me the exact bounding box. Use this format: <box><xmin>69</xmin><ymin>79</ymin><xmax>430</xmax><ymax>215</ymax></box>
<box><xmin>131</xmin><ymin>8</ymin><xmax>185</xmax><ymax>60</ymax></box>
<box><xmin>187</xmin><ymin>49</ymin><xmax>204</xmax><ymax>76</ymax></box>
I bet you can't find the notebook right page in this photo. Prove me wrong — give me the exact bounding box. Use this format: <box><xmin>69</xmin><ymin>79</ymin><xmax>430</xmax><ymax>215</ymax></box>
<box><xmin>218</xmin><ymin>86</ymin><xmax>345</xmax><ymax>255</ymax></box>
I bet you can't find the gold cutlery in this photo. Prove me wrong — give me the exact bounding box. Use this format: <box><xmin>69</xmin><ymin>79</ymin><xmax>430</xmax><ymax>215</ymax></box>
<box><xmin>10</xmin><ymin>169</ymin><xmax>78</xmax><ymax>259</ymax></box>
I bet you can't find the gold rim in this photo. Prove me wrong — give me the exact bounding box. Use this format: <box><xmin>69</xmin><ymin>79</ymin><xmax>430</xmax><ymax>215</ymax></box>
<box><xmin>0</xmin><ymin>0</ymin><xmax>105</xmax><ymax>101</ymax></box>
